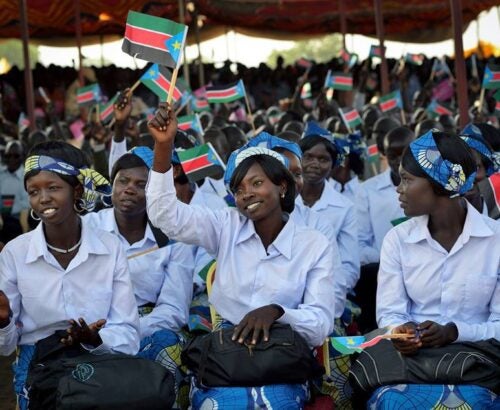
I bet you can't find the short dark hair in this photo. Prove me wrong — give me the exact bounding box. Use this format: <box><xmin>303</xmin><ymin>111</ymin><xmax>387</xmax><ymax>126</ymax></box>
<box><xmin>24</xmin><ymin>140</ymin><xmax>90</xmax><ymax>189</ymax></box>
<box><xmin>110</xmin><ymin>153</ymin><xmax>148</xmax><ymax>183</ymax></box>
<box><xmin>229</xmin><ymin>155</ymin><xmax>296</xmax><ymax>213</ymax></box>
<box><xmin>298</xmin><ymin>136</ymin><xmax>338</xmax><ymax>164</ymax></box>
<box><xmin>401</xmin><ymin>132</ymin><xmax>476</xmax><ymax>196</ymax></box>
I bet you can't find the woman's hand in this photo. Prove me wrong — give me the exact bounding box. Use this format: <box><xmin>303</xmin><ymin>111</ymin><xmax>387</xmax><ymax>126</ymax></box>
<box><xmin>391</xmin><ymin>322</ymin><xmax>422</xmax><ymax>355</ymax></box>
<box><xmin>418</xmin><ymin>320</ymin><xmax>457</xmax><ymax>348</ymax></box>
<box><xmin>232</xmin><ymin>304</ymin><xmax>284</xmax><ymax>345</ymax></box>
<box><xmin>147</xmin><ymin>103</ymin><xmax>177</xmax><ymax>144</ymax></box>
<box><xmin>60</xmin><ymin>317</ymin><xmax>106</xmax><ymax>347</ymax></box>
<box><xmin>0</xmin><ymin>290</ymin><xmax>11</xmax><ymax>328</ymax></box>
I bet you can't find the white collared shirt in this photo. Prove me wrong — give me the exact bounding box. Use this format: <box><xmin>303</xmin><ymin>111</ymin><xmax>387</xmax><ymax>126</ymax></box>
<box><xmin>297</xmin><ymin>182</ymin><xmax>360</xmax><ymax>293</ymax></box>
<box><xmin>376</xmin><ymin>201</ymin><xmax>500</xmax><ymax>342</ymax></box>
<box><xmin>330</xmin><ymin>176</ymin><xmax>361</xmax><ymax>204</ymax></box>
<box><xmin>84</xmin><ymin>209</ymin><xmax>195</xmax><ymax>338</ymax></box>
<box><xmin>290</xmin><ymin>203</ymin><xmax>345</xmax><ymax>317</ymax></box>
<box><xmin>147</xmin><ymin>168</ymin><xmax>336</xmax><ymax>347</ymax></box>
<box><xmin>0</xmin><ymin>218</ymin><xmax>140</xmax><ymax>355</ymax></box>
<box><xmin>356</xmin><ymin>169</ymin><xmax>405</xmax><ymax>264</ymax></box>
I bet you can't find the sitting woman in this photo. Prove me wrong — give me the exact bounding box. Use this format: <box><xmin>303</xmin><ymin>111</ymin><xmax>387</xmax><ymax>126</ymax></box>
<box><xmin>0</xmin><ymin>141</ymin><xmax>140</xmax><ymax>410</ymax></box>
<box><xmin>371</xmin><ymin>131</ymin><xmax>499</xmax><ymax>408</ymax></box>
<box><xmin>146</xmin><ymin>104</ymin><xmax>336</xmax><ymax>409</ymax></box>
<box><xmin>83</xmin><ymin>146</ymin><xmax>194</xmax><ymax>406</ymax></box>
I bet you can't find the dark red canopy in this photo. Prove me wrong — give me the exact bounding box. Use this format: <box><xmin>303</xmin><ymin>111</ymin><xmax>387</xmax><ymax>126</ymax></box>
<box><xmin>0</xmin><ymin>0</ymin><xmax>497</xmax><ymax>45</ymax></box>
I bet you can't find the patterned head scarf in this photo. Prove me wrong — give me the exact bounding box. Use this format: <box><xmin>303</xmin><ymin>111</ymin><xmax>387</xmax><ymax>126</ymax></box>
<box><xmin>224</xmin><ymin>146</ymin><xmax>288</xmax><ymax>189</ymax></box>
<box><xmin>409</xmin><ymin>130</ymin><xmax>476</xmax><ymax>198</ymax></box>
<box><xmin>24</xmin><ymin>155</ymin><xmax>112</xmax><ymax>211</ymax></box>
<box><xmin>460</xmin><ymin>123</ymin><xmax>499</xmax><ymax>176</ymax></box>
<box><xmin>345</xmin><ymin>130</ymin><xmax>367</xmax><ymax>159</ymax></box>
<box><xmin>302</xmin><ymin>121</ymin><xmax>349</xmax><ymax>166</ymax></box>
<box><xmin>129</xmin><ymin>146</ymin><xmax>154</xmax><ymax>169</ymax></box>
<box><xmin>243</xmin><ymin>131</ymin><xmax>302</xmax><ymax>160</ymax></box>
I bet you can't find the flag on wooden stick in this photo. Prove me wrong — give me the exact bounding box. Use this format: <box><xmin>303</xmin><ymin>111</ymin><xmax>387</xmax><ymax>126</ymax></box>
<box><xmin>122</xmin><ymin>11</ymin><xmax>188</xmax><ymax>69</ymax></box>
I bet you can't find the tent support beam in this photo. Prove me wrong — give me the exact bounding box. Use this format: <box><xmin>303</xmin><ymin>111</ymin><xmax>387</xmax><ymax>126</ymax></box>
<box><xmin>19</xmin><ymin>0</ymin><xmax>35</xmax><ymax>131</ymax></box>
<box><xmin>374</xmin><ymin>0</ymin><xmax>389</xmax><ymax>95</ymax></box>
<box><xmin>75</xmin><ymin>0</ymin><xmax>83</xmax><ymax>85</ymax></box>
<box><xmin>450</xmin><ymin>0</ymin><xmax>469</xmax><ymax>128</ymax></box>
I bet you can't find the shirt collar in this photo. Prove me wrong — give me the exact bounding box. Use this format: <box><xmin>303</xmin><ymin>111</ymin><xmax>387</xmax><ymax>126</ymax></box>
<box><xmin>376</xmin><ymin>169</ymin><xmax>395</xmax><ymax>190</ymax></box>
<box><xmin>100</xmin><ymin>208</ymin><xmax>155</xmax><ymax>243</ymax></box>
<box><xmin>309</xmin><ymin>181</ymin><xmax>344</xmax><ymax>211</ymax></box>
<box><xmin>404</xmin><ymin>200</ymin><xmax>495</xmax><ymax>244</ymax></box>
<box><xmin>26</xmin><ymin>217</ymin><xmax>111</xmax><ymax>264</ymax></box>
<box><xmin>235</xmin><ymin>214</ymin><xmax>295</xmax><ymax>260</ymax></box>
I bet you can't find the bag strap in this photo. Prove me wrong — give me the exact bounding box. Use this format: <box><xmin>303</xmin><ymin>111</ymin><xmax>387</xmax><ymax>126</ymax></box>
<box><xmin>197</xmin><ymin>332</ymin><xmax>214</xmax><ymax>386</ymax></box>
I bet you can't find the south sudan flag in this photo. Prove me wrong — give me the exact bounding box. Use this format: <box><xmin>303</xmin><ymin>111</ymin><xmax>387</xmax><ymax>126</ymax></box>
<box><xmin>177</xmin><ymin>143</ymin><xmax>224</xmax><ymax>183</ymax></box>
<box><xmin>122</xmin><ymin>11</ymin><xmax>188</xmax><ymax>69</ymax></box>
<box><xmin>140</xmin><ymin>64</ymin><xmax>187</xmax><ymax>102</ymax></box>
<box><xmin>206</xmin><ymin>80</ymin><xmax>246</xmax><ymax>104</ymax></box>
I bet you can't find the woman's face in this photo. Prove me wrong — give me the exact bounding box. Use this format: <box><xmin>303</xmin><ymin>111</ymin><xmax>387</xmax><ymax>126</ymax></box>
<box><xmin>112</xmin><ymin>166</ymin><xmax>148</xmax><ymax>217</ymax></box>
<box><xmin>397</xmin><ymin>166</ymin><xmax>439</xmax><ymax>217</ymax></box>
<box><xmin>26</xmin><ymin>171</ymin><xmax>78</xmax><ymax>225</ymax></box>
<box><xmin>472</xmin><ymin>150</ymin><xmax>486</xmax><ymax>185</ymax></box>
<box><xmin>301</xmin><ymin>143</ymin><xmax>333</xmax><ymax>185</ymax></box>
<box><xmin>233</xmin><ymin>162</ymin><xmax>285</xmax><ymax>223</ymax></box>
<box><xmin>281</xmin><ymin>151</ymin><xmax>303</xmax><ymax>197</ymax></box>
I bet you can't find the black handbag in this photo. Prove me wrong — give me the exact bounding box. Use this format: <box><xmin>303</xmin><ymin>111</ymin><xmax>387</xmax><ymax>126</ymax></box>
<box><xmin>27</xmin><ymin>331</ymin><xmax>175</xmax><ymax>410</ymax></box>
<box><xmin>349</xmin><ymin>339</ymin><xmax>500</xmax><ymax>395</ymax></box>
<box><xmin>181</xmin><ymin>323</ymin><xmax>324</xmax><ymax>387</ymax></box>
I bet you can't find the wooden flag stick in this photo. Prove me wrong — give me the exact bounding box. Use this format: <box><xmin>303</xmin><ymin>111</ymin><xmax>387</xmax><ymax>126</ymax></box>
<box><xmin>382</xmin><ymin>333</ymin><xmax>415</xmax><ymax>340</ymax></box>
<box><xmin>167</xmin><ymin>66</ymin><xmax>180</xmax><ymax>105</ymax></box>
<box><xmin>244</xmin><ymin>89</ymin><xmax>256</xmax><ymax>136</ymax></box>
<box><xmin>478</xmin><ymin>87</ymin><xmax>486</xmax><ymax>114</ymax></box>
<box><xmin>129</xmin><ymin>78</ymin><xmax>141</xmax><ymax>94</ymax></box>
<box><xmin>127</xmin><ymin>245</ymin><xmax>159</xmax><ymax>259</ymax></box>
<box><xmin>400</xmin><ymin>109</ymin><xmax>406</xmax><ymax>125</ymax></box>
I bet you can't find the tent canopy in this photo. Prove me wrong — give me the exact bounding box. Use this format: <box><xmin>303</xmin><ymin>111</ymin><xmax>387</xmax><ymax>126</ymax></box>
<box><xmin>0</xmin><ymin>0</ymin><xmax>497</xmax><ymax>46</ymax></box>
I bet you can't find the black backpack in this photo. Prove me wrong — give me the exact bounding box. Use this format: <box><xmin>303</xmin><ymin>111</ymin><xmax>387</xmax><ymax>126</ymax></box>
<box><xmin>26</xmin><ymin>331</ymin><xmax>175</xmax><ymax>410</ymax></box>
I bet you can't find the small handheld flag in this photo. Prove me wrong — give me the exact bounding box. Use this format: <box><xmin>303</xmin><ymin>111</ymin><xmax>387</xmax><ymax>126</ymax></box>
<box><xmin>177</xmin><ymin>143</ymin><xmax>225</xmax><ymax>183</ymax></box>
<box><xmin>122</xmin><ymin>11</ymin><xmax>188</xmax><ymax>69</ymax></box>
<box><xmin>324</xmin><ymin>70</ymin><xmax>353</xmax><ymax>91</ymax></box>
<box><xmin>98</xmin><ymin>93</ymin><xmax>120</xmax><ymax>124</ymax></box>
<box><xmin>379</xmin><ymin>90</ymin><xmax>402</xmax><ymax>113</ymax></box>
<box><xmin>77</xmin><ymin>84</ymin><xmax>101</xmax><ymax>106</ymax></box>
<box><xmin>426</xmin><ymin>100</ymin><xmax>452</xmax><ymax>118</ymax></box>
<box><xmin>339</xmin><ymin>107</ymin><xmax>362</xmax><ymax>130</ymax></box>
<box><xmin>191</xmin><ymin>97</ymin><xmax>210</xmax><ymax>112</ymax></box>
<box><xmin>367</xmin><ymin>144</ymin><xmax>379</xmax><ymax>163</ymax></box>
<box><xmin>482</xmin><ymin>64</ymin><xmax>500</xmax><ymax>90</ymax></box>
<box><xmin>206</xmin><ymin>80</ymin><xmax>246</xmax><ymax>104</ymax></box>
<box><xmin>140</xmin><ymin>64</ymin><xmax>187</xmax><ymax>102</ymax></box>
<box><xmin>296</xmin><ymin>58</ymin><xmax>313</xmax><ymax>69</ymax></box>
<box><xmin>369</xmin><ymin>45</ymin><xmax>385</xmax><ymax>59</ymax></box>
<box><xmin>177</xmin><ymin>114</ymin><xmax>203</xmax><ymax>134</ymax></box>
<box><xmin>494</xmin><ymin>90</ymin><xmax>500</xmax><ymax>116</ymax></box>
<box><xmin>330</xmin><ymin>334</ymin><xmax>413</xmax><ymax>355</ymax></box>
<box><xmin>405</xmin><ymin>53</ymin><xmax>424</xmax><ymax>66</ymax></box>
<box><xmin>301</xmin><ymin>82</ymin><xmax>312</xmax><ymax>99</ymax></box>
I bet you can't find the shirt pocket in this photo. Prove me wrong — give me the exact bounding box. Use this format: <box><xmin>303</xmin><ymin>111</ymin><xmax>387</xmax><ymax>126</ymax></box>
<box><xmin>464</xmin><ymin>274</ymin><xmax>497</xmax><ymax>314</ymax></box>
<box><xmin>83</xmin><ymin>290</ymin><xmax>112</xmax><ymax>324</ymax></box>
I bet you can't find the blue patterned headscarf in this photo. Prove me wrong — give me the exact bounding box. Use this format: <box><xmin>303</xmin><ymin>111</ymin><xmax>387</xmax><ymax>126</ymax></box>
<box><xmin>129</xmin><ymin>146</ymin><xmax>153</xmax><ymax>169</ymax></box>
<box><xmin>25</xmin><ymin>155</ymin><xmax>112</xmax><ymax>211</ymax></box>
<box><xmin>409</xmin><ymin>130</ymin><xmax>476</xmax><ymax>198</ymax></box>
<box><xmin>243</xmin><ymin>132</ymin><xmax>302</xmax><ymax>160</ymax></box>
<box><xmin>224</xmin><ymin>146</ymin><xmax>288</xmax><ymax>189</ymax></box>
<box><xmin>302</xmin><ymin>121</ymin><xmax>349</xmax><ymax>166</ymax></box>
<box><xmin>345</xmin><ymin>130</ymin><xmax>367</xmax><ymax>159</ymax></box>
<box><xmin>460</xmin><ymin>123</ymin><xmax>499</xmax><ymax>177</ymax></box>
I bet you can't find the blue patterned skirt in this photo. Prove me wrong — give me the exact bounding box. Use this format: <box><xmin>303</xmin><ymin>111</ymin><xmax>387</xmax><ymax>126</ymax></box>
<box><xmin>368</xmin><ymin>384</ymin><xmax>498</xmax><ymax>409</ymax></box>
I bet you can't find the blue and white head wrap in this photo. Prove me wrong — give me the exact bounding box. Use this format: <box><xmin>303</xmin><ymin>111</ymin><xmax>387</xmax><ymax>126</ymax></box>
<box><xmin>25</xmin><ymin>155</ymin><xmax>112</xmax><ymax>211</ymax></box>
<box><xmin>460</xmin><ymin>123</ymin><xmax>499</xmax><ymax>176</ymax></box>
<box><xmin>409</xmin><ymin>130</ymin><xmax>476</xmax><ymax>198</ymax></box>
<box><xmin>302</xmin><ymin>121</ymin><xmax>349</xmax><ymax>166</ymax></box>
<box><xmin>129</xmin><ymin>146</ymin><xmax>154</xmax><ymax>169</ymax></box>
<box><xmin>224</xmin><ymin>146</ymin><xmax>288</xmax><ymax>190</ymax></box>
<box><xmin>243</xmin><ymin>131</ymin><xmax>302</xmax><ymax>160</ymax></box>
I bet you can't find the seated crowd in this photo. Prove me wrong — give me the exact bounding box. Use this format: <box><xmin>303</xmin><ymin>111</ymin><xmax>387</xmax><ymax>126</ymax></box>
<box><xmin>0</xmin><ymin>53</ymin><xmax>499</xmax><ymax>410</ymax></box>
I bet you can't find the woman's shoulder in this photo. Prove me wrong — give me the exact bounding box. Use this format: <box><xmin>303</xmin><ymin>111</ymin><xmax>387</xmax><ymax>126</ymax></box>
<box><xmin>1</xmin><ymin>230</ymin><xmax>36</xmax><ymax>255</ymax></box>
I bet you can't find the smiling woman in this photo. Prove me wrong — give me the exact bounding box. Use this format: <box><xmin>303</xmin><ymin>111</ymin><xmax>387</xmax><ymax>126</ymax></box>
<box><xmin>146</xmin><ymin>104</ymin><xmax>336</xmax><ymax>409</ymax></box>
<box><xmin>0</xmin><ymin>141</ymin><xmax>140</xmax><ymax>410</ymax></box>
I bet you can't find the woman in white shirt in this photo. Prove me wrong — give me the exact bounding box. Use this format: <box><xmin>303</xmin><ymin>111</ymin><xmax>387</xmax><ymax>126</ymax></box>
<box><xmin>370</xmin><ymin>131</ymin><xmax>499</xmax><ymax>409</ymax></box>
<box><xmin>146</xmin><ymin>104</ymin><xmax>335</xmax><ymax>409</ymax></box>
<box><xmin>0</xmin><ymin>141</ymin><xmax>139</xmax><ymax>410</ymax></box>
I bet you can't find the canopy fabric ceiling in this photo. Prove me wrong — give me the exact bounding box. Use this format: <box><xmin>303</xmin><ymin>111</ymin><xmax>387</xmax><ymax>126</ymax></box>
<box><xmin>0</xmin><ymin>0</ymin><xmax>497</xmax><ymax>46</ymax></box>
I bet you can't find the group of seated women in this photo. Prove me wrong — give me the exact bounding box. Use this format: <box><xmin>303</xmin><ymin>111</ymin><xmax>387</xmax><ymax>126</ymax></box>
<box><xmin>0</xmin><ymin>100</ymin><xmax>498</xmax><ymax>410</ymax></box>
